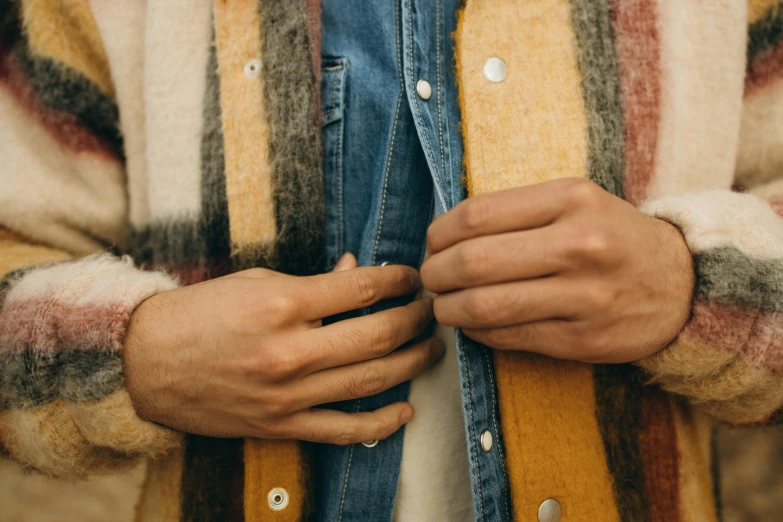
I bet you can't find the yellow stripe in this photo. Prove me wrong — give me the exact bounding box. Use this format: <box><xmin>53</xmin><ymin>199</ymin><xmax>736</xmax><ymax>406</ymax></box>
<box><xmin>0</xmin><ymin>234</ymin><xmax>70</xmax><ymax>277</ymax></box>
<box><xmin>458</xmin><ymin>0</ymin><xmax>588</xmax><ymax>197</ymax></box>
<box><xmin>244</xmin><ymin>438</ymin><xmax>306</xmax><ymax>522</ymax></box>
<box><xmin>749</xmin><ymin>0</ymin><xmax>782</xmax><ymax>24</ymax></box>
<box><xmin>19</xmin><ymin>0</ymin><xmax>113</xmax><ymax>95</ymax></box>
<box><xmin>213</xmin><ymin>0</ymin><xmax>277</xmax><ymax>253</ymax></box>
<box><xmin>458</xmin><ymin>1</ymin><xmax>617</xmax><ymax>519</ymax></box>
<box><xmin>672</xmin><ymin>402</ymin><xmax>719</xmax><ymax>522</ymax></box>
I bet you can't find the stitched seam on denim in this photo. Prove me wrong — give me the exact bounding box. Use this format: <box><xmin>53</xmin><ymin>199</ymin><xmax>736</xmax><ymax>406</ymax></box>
<box><xmin>323</xmin><ymin>65</ymin><xmax>343</xmax><ymax>120</ymax></box>
<box><xmin>407</xmin><ymin>0</ymin><xmax>447</xmax><ymax>212</ymax></box>
<box><xmin>435</xmin><ymin>0</ymin><xmax>446</xmax><ymax>173</ymax></box>
<box><xmin>371</xmin><ymin>1</ymin><xmax>406</xmax><ymax>265</ymax></box>
<box><xmin>461</xmin><ymin>335</ymin><xmax>486</xmax><ymax>521</ymax></box>
<box><xmin>337</xmin><ymin>399</ymin><xmax>363</xmax><ymax>522</ymax></box>
<box><xmin>482</xmin><ymin>346</ymin><xmax>511</xmax><ymax>521</ymax></box>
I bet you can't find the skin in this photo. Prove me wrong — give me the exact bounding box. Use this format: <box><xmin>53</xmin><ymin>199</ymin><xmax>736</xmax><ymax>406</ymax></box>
<box><xmin>421</xmin><ymin>178</ymin><xmax>695</xmax><ymax>364</ymax></box>
<box><xmin>124</xmin><ymin>253</ymin><xmax>444</xmax><ymax>445</ymax></box>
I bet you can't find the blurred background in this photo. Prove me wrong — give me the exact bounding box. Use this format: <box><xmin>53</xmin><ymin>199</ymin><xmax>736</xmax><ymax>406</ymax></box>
<box><xmin>0</xmin><ymin>424</ymin><xmax>780</xmax><ymax>522</ymax></box>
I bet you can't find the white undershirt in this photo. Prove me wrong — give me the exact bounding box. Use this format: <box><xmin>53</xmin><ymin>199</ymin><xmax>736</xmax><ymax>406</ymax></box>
<box><xmin>394</xmin><ymin>310</ymin><xmax>474</xmax><ymax>521</ymax></box>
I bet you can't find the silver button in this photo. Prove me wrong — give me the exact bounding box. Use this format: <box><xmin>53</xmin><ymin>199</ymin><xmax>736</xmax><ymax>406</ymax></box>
<box><xmin>244</xmin><ymin>59</ymin><xmax>262</xmax><ymax>78</ymax></box>
<box><xmin>380</xmin><ymin>261</ymin><xmax>391</xmax><ymax>267</ymax></box>
<box><xmin>480</xmin><ymin>429</ymin><xmax>493</xmax><ymax>452</ymax></box>
<box><xmin>538</xmin><ymin>499</ymin><xmax>561</xmax><ymax>522</ymax></box>
<box><xmin>483</xmin><ymin>57</ymin><xmax>507</xmax><ymax>83</ymax></box>
<box><xmin>267</xmin><ymin>487</ymin><xmax>289</xmax><ymax>511</ymax></box>
<box><xmin>362</xmin><ymin>440</ymin><xmax>379</xmax><ymax>448</ymax></box>
<box><xmin>416</xmin><ymin>79</ymin><xmax>432</xmax><ymax>100</ymax></box>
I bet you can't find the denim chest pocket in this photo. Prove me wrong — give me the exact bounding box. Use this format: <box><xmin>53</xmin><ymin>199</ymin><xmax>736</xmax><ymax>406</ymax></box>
<box><xmin>321</xmin><ymin>57</ymin><xmax>348</xmax><ymax>268</ymax></box>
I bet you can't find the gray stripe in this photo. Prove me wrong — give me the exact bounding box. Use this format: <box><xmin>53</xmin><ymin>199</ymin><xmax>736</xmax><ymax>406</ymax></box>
<box><xmin>695</xmin><ymin>248</ymin><xmax>783</xmax><ymax>312</ymax></box>
<box><xmin>258</xmin><ymin>0</ymin><xmax>325</xmax><ymax>275</ymax></box>
<box><xmin>569</xmin><ymin>0</ymin><xmax>625</xmax><ymax>198</ymax></box>
<box><xmin>0</xmin><ymin>350</ymin><xmax>122</xmax><ymax>410</ymax></box>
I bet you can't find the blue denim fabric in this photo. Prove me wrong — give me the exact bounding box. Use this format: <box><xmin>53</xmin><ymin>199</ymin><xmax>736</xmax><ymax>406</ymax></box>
<box><xmin>317</xmin><ymin>1</ymin><xmax>511</xmax><ymax>520</ymax></box>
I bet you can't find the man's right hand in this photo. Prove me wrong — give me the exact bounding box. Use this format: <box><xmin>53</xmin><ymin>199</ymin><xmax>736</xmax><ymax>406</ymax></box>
<box><xmin>123</xmin><ymin>255</ymin><xmax>442</xmax><ymax>445</ymax></box>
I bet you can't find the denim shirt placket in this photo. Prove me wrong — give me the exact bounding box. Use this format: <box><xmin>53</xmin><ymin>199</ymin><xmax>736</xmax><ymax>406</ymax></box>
<box><xmin>317</xmin><ymin>1</ymin><xmax>511</xmax><ymax>521</ymax></box>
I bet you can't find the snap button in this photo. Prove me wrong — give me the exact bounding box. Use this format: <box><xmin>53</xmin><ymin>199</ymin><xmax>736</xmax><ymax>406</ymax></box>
<box><xmin>416</xmin><ymin>79</ymin><xmax>432</xmax><ymax>100</ymax></box>
<box><xmin>267</xmin><ymin>487</ymin><xmax>289</xmax><ymax>511</ymax></box>
<box><xmin>362</xmin><ymin>440</ymin><xmax>379</xmax><ymax>448</ymax></box>
<box><xmin>480</xmin><ymin>429</ymin><xmax>493</xmax><ymax>452</ymax></box>
<box><xmin>380</xmin><ymin>261</ymin><xmax>391</xmax><ymax>267</ymax></box>
<box><xmin>538</xmin><ymin>498</ymin><xmax>561</xmax><ymax>522</ymax></box>
<box><xmin>483</xmin><ymin>57</ymin><xmax>507</xmax><ymax>83</ymax></box>
<box><xmin>244</xmin><ymin>59</ymin><xmax>262</xmax><ymax>78</ymax></box>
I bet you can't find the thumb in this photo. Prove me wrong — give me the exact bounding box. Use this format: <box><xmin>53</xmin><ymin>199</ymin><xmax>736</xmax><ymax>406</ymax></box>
<box><xmin>332</xmin><ymin>253</ymin><xmax>358</xmax><ymax>272</ymax></box>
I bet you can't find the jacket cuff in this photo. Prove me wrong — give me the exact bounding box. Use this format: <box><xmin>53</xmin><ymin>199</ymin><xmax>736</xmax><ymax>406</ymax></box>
<box><xmin>637</xmin><ymin>190</ymin><xmax>783</xmax><ymax>425</ymax></box>
<box><xmin>0</xmin><ymin>255</ymin><xmax>183</xmax><ymax>477</ymax></box>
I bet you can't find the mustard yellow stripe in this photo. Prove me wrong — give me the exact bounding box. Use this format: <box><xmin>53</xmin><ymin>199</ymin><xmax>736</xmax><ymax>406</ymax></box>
<box><xmin>672</xmin><ymin>402</ymin><xmax>719</xmax><ymax>522</ymax></box>
<box><xmin>458</xmin><ymin>0</ymin><xmax>588</xmax><ymax>197</ymax></box>
<box><xmin>0</xmin><ymin>235</ymin><xmax>70</xmax><ymax>277</ymax></box>
<box><xmin>749</xmin><ymin>0</ymin><xmax>782</xmax><ymax>24</ymax></box>
<box><xmin>244</xmin><ymin>439</ymin><xmax>306</xmax><ymax>522</ymax></box>
<box><xmin>213</xmin><ymin>0</ymin><xmax>277</xmax><ymax>253</ymax></box>
<box><xmin>19</xmin><ymin>0</ymin><xmax>113</xmax><ymax>95</ymax></box>
<box><xmin>494</xmin><ymin>354</ymin><xmax>622</xmax><ymax>521</ymax></box>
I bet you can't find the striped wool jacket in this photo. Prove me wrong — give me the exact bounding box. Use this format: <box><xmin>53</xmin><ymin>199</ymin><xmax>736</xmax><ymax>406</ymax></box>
<box><xmin>1</xmin><ymin>0</ymin><xmax>782</xmax><ymax>521</ymax></box>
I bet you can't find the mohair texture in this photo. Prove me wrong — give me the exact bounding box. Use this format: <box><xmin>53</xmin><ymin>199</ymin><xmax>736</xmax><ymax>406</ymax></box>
<box><xmin>1</xmin><ymin>0</ymin><xmax>783</xmax><ymax>521</ymax></box>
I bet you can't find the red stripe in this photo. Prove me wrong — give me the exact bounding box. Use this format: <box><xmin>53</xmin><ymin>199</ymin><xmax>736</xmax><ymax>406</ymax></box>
<box><xmin>684</xmin><ymin>298</ymin><xmax>783</xmax><ymax>375</ymax></box>
<box><xmin>0</xmin><ymin>47</ymin><xmax>119</xmax><ymax>159</ymax></box>
<box><xmin>610</xmin><ymin>0</ymin><xmax>662</xmax><ymax>205</ymax></box>
<box><xmin>638</xmin><ymin>387</ymin><xmax>681</xmax><ymax>522</ymax></box>
<box><xmin>0</xmin><ymin>299</ymin><xmax>128</xmax><ymax>356</ymax></box>
<box><xmin>746</xmin><ymin>40</ymin><xmax>783</xmax><ymax>97</ymax></box>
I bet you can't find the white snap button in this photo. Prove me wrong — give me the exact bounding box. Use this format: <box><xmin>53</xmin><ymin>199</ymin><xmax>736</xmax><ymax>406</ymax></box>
<box><xmin>416</xmin><ymin>79</ymin><xmax>432</xmax><ymax>100</ymax></box>
<box><xmin>483</xmin><ymin>57</ymin><xmax>507</xmax><ymax>83</ymax></box>
<box><xmin>244</xmin><ymin>59</ymin><xmax>262</xmax><ymax>78</ymax></box>
<box><xmin>538</xmin><ymin>498</ymin><xmax>561</xmax><ymax>522</ymax></box>
<box><xmin>480</xmin><ymin>429</ymin><xmax>493</xmax><ymax>452</ymax></box>
<box><xmin>267</xmin><ymin>487</ymin><xmax>289</xmax><ymax>511</ymax></box>
<box><xmin>380</xmin><ymin>261</ymin><xmax>390</xmax><ymax>267</ymax></box>
<box><xmin>362</xmin><ymin>440</ymin><xmax>379</xmax><ymax>448</ymax></box>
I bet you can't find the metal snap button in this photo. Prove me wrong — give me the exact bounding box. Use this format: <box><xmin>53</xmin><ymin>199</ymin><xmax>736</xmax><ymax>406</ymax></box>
<box><xmin>480</xmin><ymin>429</ymin><xmax>493</xmax><ymax>452</ymax></box>
<box><xmin>267</xmin><ymin>487</ymin><xmax>289</xmax><ymax>511</ymax></box>
<box><xmin>362</xmin><ymin>440</ymin><xmax>379</xmax><ymax>448</ymax></box>
<box><xmin>416</xmin><ymin>79</ymin><xmax>433</xmax><ymax>100</ymax></box>
<box><xmin>538</xmin><ymin>498</ymin><xmax>561</xmax><ymax>522</ymax></box>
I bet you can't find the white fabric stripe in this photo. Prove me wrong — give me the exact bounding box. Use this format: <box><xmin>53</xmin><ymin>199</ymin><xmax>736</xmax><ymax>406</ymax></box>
<box><xmin>736</xmin><ymin>79</ymin><xmax>783</xmax><ymax>191</ymax></box>
<box><xmin>144</xmin><ymin>1</ymin><xmax>212</xmax><ymax>221</ymax></box>
<box><xmin>89</xmin><ymin>0</ymin><xmax>149</xmax><ymax>229</ymax></box>
<box><xmin>4</xmin><ymin>255</ymin><xmax>178</xmax><ymax>308</ymax></box>
<box><xmin>641</xmin><ymin>189</ymin><xmax>783</xmax><ymax>258</ymax></box>
<box><xmin>0</xmin><ymin>88</ymin><xmax>126</xmax><ymax>255</ymax></box>
<box><xmin>646</xmin><ymin>1</ymin><xmax>747</xmax><ymax>199</ymax></box>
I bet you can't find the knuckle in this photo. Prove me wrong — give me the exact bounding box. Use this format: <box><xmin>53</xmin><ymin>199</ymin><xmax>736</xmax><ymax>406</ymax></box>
<box><xmin>355</xmin><ymin>365</ymin><xmax>386</xmax><ymax>397</ymax></box>
<box><xmin>584</xmin><ymin>283</ymin><xmax>615</xmax><ymax>312</ymax></box>
<box><xmin>459</xmin><ymin>245</ymin><xmax>490</xmax><ymax>282</ymax></box>
<box><xmin>333</xmin><ymin>425</ymin><xmax>359</xmax><ymax>446</ymax></box>
<box><xmin>464</xmin><ymin>293</ymin><xmax>495</xmax><ymax>324</ymax></box>
<box><xmin>575</xmin><ymin>230</ymin><xmax>613</xmax><ymax>260</ymax></box>
<box><xmin>262</xmin><ymin>350</ymin><xmax>302</xmax><ymax>381</ymax></box>
<box><xmin>261</xmin><ymin>295</ymin><xmax>299</xmax><ymax>323</ymax></box>
<box><xmin>566</xmin><ymin>178</ymin><xmax>601</xmax><ymax>207</ymax></box>
<box><xmin>460</xmin><ymin>199</ymin><xmax>490</xmax><ymax>232</ymax></box>
<box><xmin>354</xmin><ymin>272</ymin><xmax>379</xmax><ymax>305</ymax></box>
<box><xmin>370</xmin><ymin>321</ymin><xmax>396</xmax><ymax>356</ymax></box>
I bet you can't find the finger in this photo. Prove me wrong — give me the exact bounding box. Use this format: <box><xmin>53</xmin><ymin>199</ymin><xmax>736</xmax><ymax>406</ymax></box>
<box><xmin>301</xmin><ymin>298</ymin><xmax>434</xmax><ymax>372</ymax></box>
<box><xmin>464</xmin><ymin>320</ymin><xmax>579</xmax><ymax>359</ymax></box>
<box><xmin>427</xmin><ymin>178</ymin><xmax>591</xmax><ymax>255</ymax></box>
<box><xmin>421</xmin><ymin>227</ymin><xmax>567</xmax><ymax>293</ymax></box>
<box><xmin>273</xmin><ymin>402</ymin><xmax>415</xmax><ymax>445</ymax></box>
<box><xmin>225</xmin><ymin>267</ymin><xmax>291</xmax><ymax>280</ymax></box>
<box><xmin>332</xmin><ymin>253</ymin><xmax>358</xmax><ymax>272</ymax></box>
<box><xmin>293</xmin><ymin>337</ymin><xmax>444</xmax><ymax>408</ymax></box>
<box><xmin>433</xmin><ymin>279</ymin><xmax>577</xmax><ymax>329</ymax></box>
<box><xmin>296</xmin><ymin>264</ymin><xmax>421</xmax><ymax>319</ymax></box>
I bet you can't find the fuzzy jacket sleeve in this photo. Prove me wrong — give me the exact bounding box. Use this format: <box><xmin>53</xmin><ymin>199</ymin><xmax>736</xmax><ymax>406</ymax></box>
<box><xmin>0</xmin><ymin>2</ymin><xmax>182</xmax><ymax>477</ymax></box>
<box><xmin>638</xmin><ymin>190</ymin><xmax>783</xmax><ymax>426</ymax></box>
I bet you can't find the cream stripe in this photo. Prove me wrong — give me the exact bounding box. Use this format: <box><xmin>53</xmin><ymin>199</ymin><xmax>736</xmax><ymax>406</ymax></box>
<box><xmin>135</xmin><ymin>449</ymin><xmax>186</xmax><ymax>522</ymax></box>
<box><xmin>646</xmin><ymin>1</ymin><xmax>746</xmax><ymax>199</ymax></box>
<box><xmin>458</xmin><ymin>0</ymin><xmax>588</xmax><ymax>196</ymax></box>
<box><xmin>19</xmin><ymin>0</ymin><xmax>114</xmax><ymax>95</ymax></box>
<box><xmin>144</xmin><ymin>1</ymin><xmax>212</xmax><ymax>221</ymax></box>
<box><xmin>214</xmin><ymin>0</ymin><xmax>277</xmax><ymax>250</ymax></box>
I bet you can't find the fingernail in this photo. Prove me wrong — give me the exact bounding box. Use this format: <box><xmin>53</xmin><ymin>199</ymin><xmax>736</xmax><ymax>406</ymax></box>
<box><xmin>333</xmin><ymin>253</ymin><xmax>354</xmax><ymax>272</ymax></box>
<box><xmin>431</xmin><ymin>338</ymin><xmax>446</xmax><ymax>361</ymax></box>
<box><xmin>399</xmin><ymin>406</ymin><xmax>414</xmax><ymax>424</ymax></box>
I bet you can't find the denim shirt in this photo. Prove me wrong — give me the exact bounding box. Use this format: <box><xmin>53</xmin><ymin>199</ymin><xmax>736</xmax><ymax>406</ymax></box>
<box><xmin>317</xmin><ymin>1</ymin><xmax>511</xmax><ymax>520</ymax></box>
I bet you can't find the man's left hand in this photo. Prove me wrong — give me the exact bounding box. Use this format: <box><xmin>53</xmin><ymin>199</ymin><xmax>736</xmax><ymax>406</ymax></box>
<box><xmin>420</xmin><ymin>178</ymin><xmax>695</xmax><ymax>364</ymax></box>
